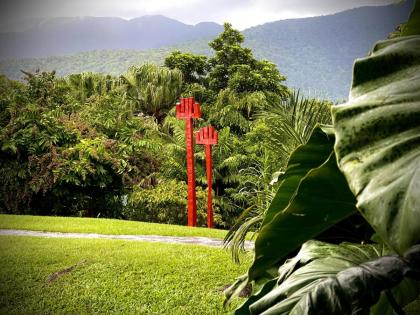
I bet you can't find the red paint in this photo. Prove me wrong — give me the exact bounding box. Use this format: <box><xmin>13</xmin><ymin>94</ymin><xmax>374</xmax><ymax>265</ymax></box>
<box><xmin>205</xmin><ymin>145</ymin><xmax>213</xmax><ymax>228</ymax></box>
<box><xmin>196</xmin><ymin>125</ymin><xmax>218</xmax><ymax>228</ymax></box>
<box><xmin>176</xmin><ymin>97</ymin><xmax>201</xmax><ymax>227</ymax></box>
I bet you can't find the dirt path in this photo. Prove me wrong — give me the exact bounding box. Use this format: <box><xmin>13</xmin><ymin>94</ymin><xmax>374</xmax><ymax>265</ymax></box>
<box><xmin>0</xmin><ymin>229</ymin><xmax>254</xmax><ymax>249</ymax></box>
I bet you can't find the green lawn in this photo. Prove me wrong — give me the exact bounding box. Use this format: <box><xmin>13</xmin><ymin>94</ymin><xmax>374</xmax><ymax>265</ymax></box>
<box><xmin>0</xmin><ymin>236</ymin><xmax>251</xmax><ymax>314</ymax></box>
<box><xmin>0</xmin><ymin>214</ymin><xmax>230</xmax><ymax>239</ymax></box>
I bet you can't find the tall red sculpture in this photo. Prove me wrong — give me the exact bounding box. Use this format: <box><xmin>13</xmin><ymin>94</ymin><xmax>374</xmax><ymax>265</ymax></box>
<box><xmin>196</xmin><ymin>125</ymin><xmax>218</xmax><ymax>228</ymax></box>
<box><xmin>176</xmin><ymin>97</ymin><xmax>201</xmax><ymax>227</ymax></box>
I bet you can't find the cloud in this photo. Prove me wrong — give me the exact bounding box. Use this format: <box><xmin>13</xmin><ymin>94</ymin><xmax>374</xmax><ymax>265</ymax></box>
<box><xmin>0</xmin><ymin>0</ymin><xmax>399</xmax><ymax>30</ymax></box>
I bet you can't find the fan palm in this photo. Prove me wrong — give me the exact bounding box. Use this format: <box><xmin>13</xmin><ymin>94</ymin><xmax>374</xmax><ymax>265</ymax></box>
<box><xmin>66</xmin><ymin>72</ymin><xmax>115</xmax><ymax>102</ymax></box>
<box><xmin>121</xmin><ymin>64</ymin><xmax>183</xmax><ymax>123</ymax></box>
<box><xmin>259</xmin><ymin>90</ymin><xmax>332</xmax><ymax>169</ymax></box>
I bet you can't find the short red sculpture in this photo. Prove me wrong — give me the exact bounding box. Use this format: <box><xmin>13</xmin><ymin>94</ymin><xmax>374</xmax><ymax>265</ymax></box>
<box><xmin>196</xmin><ymin>125</ymin><xmax>218</xmax><ymax>228</ymax></box>
<box><xmin>176</xmin><ymin>97</ymin><xmax>201</xmax><ymax>227</ymax></box>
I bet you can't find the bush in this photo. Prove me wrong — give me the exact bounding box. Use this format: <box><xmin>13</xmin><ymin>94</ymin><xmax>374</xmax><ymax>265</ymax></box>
<box><xmin>124</xmin><ymin>180</ymin><xmax>223</xmax><ymax>227</ymax></box>
<box><xmin>0</xmin><ymin>71</ymin><xmax>158</xmax><ymax>216</ymax></box>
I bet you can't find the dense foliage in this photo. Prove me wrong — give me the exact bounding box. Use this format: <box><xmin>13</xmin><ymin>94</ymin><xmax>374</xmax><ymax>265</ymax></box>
<box><xmin>124</xmin><ymin>180</ymin><xmax>223</xmax><ymax>226</ymax></box>
<box><xmin>0</xmin><ymin>71</ymin><xmax>159</xmax><ymax>217</ymax></box>
<box><xmin>164</xmin><ymin>51</ymin><xmax>208</xmax><ymax>85</ymax></box>
<box><xmin>0</xmin><ymin>24</ymin><xmax>332</xmax><ymax>229</ymax></box>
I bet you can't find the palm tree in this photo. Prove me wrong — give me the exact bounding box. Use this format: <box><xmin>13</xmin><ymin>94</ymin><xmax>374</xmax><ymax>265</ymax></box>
<box><xmin>120</xmin><ymin>64</ymin><xmax>183</xmax><ymax>123</ymax></box>
<box><xmin>260</xmin><ymin>90</ymin><xmax>332</xmax><ymax>162</ymax></box>
<box><xmin>66</xmin><ymin>72</ymin><xmax>115</xmax><ymax>102</ymax></box>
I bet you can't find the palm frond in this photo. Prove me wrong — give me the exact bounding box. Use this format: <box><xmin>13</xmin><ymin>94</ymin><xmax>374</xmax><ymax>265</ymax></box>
<box><xmin>224</xmin><ymin>206</ymin><xmax>262</xmax><ymax>263</ymax></box>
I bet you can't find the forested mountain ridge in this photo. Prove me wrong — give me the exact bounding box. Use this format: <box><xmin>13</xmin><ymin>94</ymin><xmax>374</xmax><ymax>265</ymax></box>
<box><xmin>0</xmin><ymin>15</ymin><xmax>223</xmax><ymax>59</ymax></box>
<box><xmin>0</xmin><ymin>2</ymin><xmax>413</xmax><ymax>100</ymax></box>
<box><xmin>243</xmin><ymin>1</ymin><xmax>413</xmax><ymax>99</ymax></box>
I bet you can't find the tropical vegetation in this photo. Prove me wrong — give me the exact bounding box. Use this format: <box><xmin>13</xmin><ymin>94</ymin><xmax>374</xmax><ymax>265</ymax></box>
<box><xmin>224</xmin><ymin>2</ymin><xmax>420</xmax><ymax>314</ymax></box>
<box><xmin>1</xmin><ymin>3</ymin><xmax>419</xmax><ymax>313</ymax></box>
<box><xmin>0</xmin><ymin>23</ymin><xmax>331</xmax><ymax>231</ymax></box>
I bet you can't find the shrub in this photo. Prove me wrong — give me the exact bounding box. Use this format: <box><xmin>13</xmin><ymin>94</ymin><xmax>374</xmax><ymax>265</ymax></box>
<box><xmin>124</xmin><ymin>180</ymin><xmax>223</xmax><ymax>227</ymax></box>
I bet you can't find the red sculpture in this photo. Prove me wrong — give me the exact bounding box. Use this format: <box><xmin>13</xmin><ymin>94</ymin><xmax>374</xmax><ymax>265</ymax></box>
<box><xmin>176</xmin><ymin>97</ymin><xmax>201</xmax><ymax>227</ymax></box>
<box><xmin>196</xmin><ymin>125</ymin><xmax>218</xmax><ymax>228</ymax></box>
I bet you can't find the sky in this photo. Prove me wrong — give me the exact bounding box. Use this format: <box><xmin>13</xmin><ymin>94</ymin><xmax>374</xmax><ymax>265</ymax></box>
<box><xmin>0</xmin><ymin>0</ymin><xmax>399</xmax><ymax>30</ymax></box>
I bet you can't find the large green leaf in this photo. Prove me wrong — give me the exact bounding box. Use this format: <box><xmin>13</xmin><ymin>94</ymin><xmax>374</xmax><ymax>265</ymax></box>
<box><xmin>261</xmin><ymin>125</ymin><xmax>335</xmax><ymax>227</ymax></box>
<box><xmin>225</xmin><ymin>127</ymin><xmax>356</xmax><ymax>305</ymax></box>
<box><xmin>235</xmin><ymin>240</ymin><xmax>367</xmax><ymax>315</ymax></box>
<box><xmin>246</xmin><ymin>242</ymin><xmax>420</xmax><ymax>315</ymax></box>
<box><xmin>248</xmin><ymin>126</ymin><xmax>357</xmax><ymax>282</ymax></box>
<box><xmin>249</xmin><ymin>241</ymin><xmax>385</xmax><ymax>314</ymax></box>
<box><xmin>332</xmin><ymin>35</ymin><xmax>420</xmax><ymax>254</ymax></box>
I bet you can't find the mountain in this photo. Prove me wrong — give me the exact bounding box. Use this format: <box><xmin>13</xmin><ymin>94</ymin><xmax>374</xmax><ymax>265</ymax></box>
<box><xmin>242</xmin><ymin>1</ymin><xmax>413</xmax><ymax>100</ymax></box>
<box><xmin>0</xmin><ymin>15</ymin><xmax>223</xmax><ymax>59</ymax></box>
<box><xmin>0</xmin><ymin>2</ymin><xmax>413</xmax><ymax>100</ymax></box>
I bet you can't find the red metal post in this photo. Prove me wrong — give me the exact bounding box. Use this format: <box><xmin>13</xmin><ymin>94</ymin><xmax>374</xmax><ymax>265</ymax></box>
<box><xmin>205</xmin><ymin>144</ymin><xmax>213</xmax><ymax>228</ymax></box>
<box><xmin>196</xmin><ymin>126</ymin><xmax>218</xmax><ymax>228</ymax></box>
<box><xmin>176</xmin><ymin>97</ymin><xmax>201</xmax><ymax>227</ymax></box>
<box><xmin>185</xmin><ymin>118</ymin><xmax>197</xmax><ymax>226</ymax></box>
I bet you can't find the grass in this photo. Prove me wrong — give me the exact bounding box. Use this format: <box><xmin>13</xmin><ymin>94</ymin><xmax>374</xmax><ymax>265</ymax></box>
<box><xmin>0</xmin><ymin>236</ymin><xmax>251</xmax><ymax>314</ymax></box>
<box><xmin>0</xmin><ymin>214</ymin><xmax>231</xmax><ymax>239</ymax></box>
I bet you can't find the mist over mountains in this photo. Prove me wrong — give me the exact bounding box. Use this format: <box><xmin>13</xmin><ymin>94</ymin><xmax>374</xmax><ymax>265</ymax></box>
<box><xmin>0</xmin><ymin>2</ymin><xmax>413</xmax><ymax>100</ymax></box>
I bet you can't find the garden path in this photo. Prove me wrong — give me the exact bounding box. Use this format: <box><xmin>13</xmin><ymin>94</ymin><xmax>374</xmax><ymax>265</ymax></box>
<box><xmin>0</xmin><ymin>229</ymin><xmax>254</xmax><ymax>249</ymax></box>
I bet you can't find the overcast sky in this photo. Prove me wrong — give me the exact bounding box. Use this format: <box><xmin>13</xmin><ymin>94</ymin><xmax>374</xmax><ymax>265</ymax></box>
<box><xmin>1</xmin><ymin>0</ymin><xmax>400</xmax><ymax>30</ymax></box>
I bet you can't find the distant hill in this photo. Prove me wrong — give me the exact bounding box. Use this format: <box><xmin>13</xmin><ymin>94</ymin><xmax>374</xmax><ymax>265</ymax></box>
<box><xmin>0</xmin><ymin>38</ymin><xmax>211</xmax><ymax>80</ymax></box>
<box><xmin>0</xmin><ymin>15</ymin><xmax>223</xmax><ymax>59</ymax></box>
<box><xmin>243</xmin><ymin>1</ymin><xmax>413</xmax><ymax>100</ymax></box>
<box><xmin>0</xmin><ymin>2</ymin><xmax>413</xmax><ymax>100</ymax></box>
